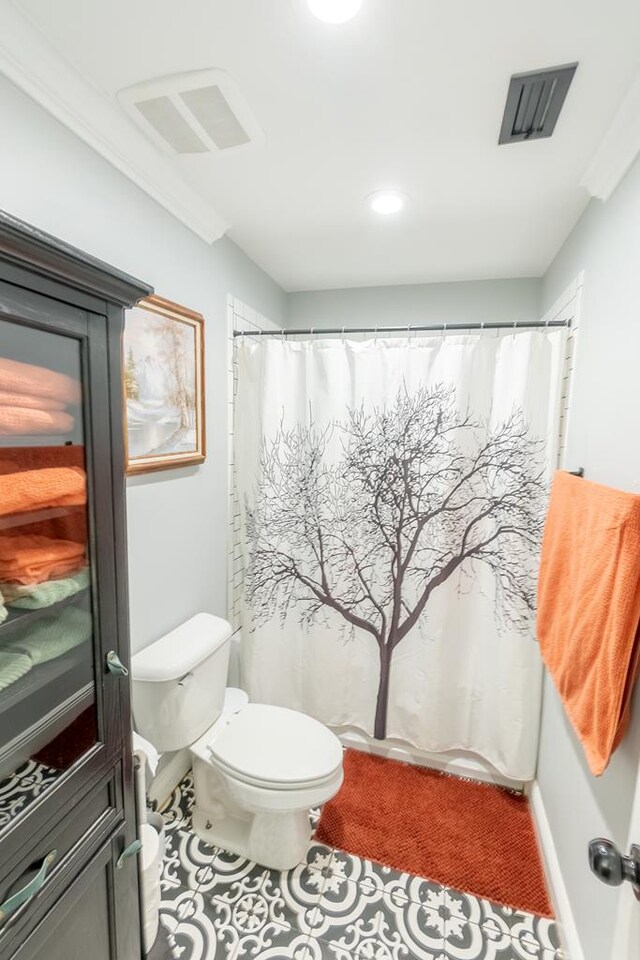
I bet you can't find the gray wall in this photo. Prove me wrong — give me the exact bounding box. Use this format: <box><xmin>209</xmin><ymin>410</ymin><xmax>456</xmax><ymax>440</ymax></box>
<box><xmin>0</xmin><ymin>75</ymin><xmax>287</xmax><ymax>653</ymax></box>
<box><xmin>287</xmin><ymin>278</ymin><xmax>541</xmax><ymax>330</ymax></box>
<box><xmin>538</xmin><ymin>152</ymin><xmax>640</xmax><ymax>960</ymax></box>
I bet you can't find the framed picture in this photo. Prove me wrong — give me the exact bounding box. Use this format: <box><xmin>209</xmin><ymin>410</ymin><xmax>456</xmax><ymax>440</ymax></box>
<box><xmin>123</xmin><ymin>295</ymin><xmax>206</xmax><ymax>475</ymax></box>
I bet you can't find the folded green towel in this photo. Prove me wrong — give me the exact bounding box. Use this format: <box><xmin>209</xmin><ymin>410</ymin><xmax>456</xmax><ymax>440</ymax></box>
<box><xmin>0</xmin><ymin>650</ymin><xmax>33</xmax><ymax>691</ymax></box>
<box><xmin>1</xmin><ymin>568</ymin><xmax>89</xmax><ymax>610</ymax></box>
<box><xmin>10</xmin><ymin>605</ymin><xmax>91</xmax><ymax>665</ymax></box>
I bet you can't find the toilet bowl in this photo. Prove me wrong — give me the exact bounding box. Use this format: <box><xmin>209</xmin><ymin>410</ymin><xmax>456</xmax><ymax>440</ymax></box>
<box><xmin>131</xmin><ymin>614</ymin><xmax>344</xmax><ymax>870</ymax></box>
<box><xmin>191</xmin><ymin>702</ymin><xmax>343</xmax><ymax>868</ymax></box>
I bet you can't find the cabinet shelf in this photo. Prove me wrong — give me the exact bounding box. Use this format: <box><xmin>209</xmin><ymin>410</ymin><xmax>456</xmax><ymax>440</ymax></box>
<box><xmin>0</xmin><ymin>504</ymin><xmax>85</xmax><ymax>532</ymax></box>
<box><xmin>0</xmin><ymin>434</ymin><xmax>81</xmax><ymax>448</ymax></box>
<box><xmin>0</xmin><ymin>648</ymin><xmax>94</xmax><ymax>781</ymax></box>
<box><xmin>0</xmin><ymin>587</ymin><xmax>90</xmax><ymax>641</ymax></box>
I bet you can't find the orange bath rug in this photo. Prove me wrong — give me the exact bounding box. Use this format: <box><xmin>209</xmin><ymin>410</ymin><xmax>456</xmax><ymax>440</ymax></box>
<box><xmin>316</xmin><ymin>748</ymin><xmax>553</xmax><ymax>918</ymax></box>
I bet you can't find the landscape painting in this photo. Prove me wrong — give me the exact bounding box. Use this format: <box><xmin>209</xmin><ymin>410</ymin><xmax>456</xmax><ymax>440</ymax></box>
<box><xmin>123</xmin><ymin>295</ymin><xmax>205</xmax><ymax>474</ymax></box>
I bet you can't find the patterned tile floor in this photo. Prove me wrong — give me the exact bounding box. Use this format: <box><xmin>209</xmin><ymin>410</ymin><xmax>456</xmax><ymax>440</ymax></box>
<box><xmin>0</xmin><ymin>758</ymin><xmax>62</xmax><ymax>830</ymax></box>
<box><xmin>155</xmin><ymin>771</ymin><xmax>566</xmax><ymax>960</ymax></box>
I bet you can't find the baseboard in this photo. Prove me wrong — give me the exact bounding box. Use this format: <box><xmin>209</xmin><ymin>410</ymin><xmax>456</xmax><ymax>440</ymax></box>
<box><xmin>336</xmin><ymin>727</ymin><xmax>524</xmax><ymax>790</ymax></box>
<box><xmin>148</xmin><ymin>748</ymin><xmax>191</xmax><ymax>810</ymax></box>
<box><xmin>530</xmin><ymin>781</ymin><xmax>585</xmax><ymax>960</ymax></box>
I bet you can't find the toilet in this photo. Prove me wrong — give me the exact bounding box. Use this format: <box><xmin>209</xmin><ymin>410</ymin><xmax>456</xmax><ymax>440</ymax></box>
<box><xmin>131</xmin><ymin>613</ymin><xmax>343</xmax><ymax>870</ymax></box>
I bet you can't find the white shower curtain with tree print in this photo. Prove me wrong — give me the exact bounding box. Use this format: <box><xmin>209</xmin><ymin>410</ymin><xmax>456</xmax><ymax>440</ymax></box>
<box><xmin>235</xmin><ymin>330</ymin><xmax>565</xmax><ymax>780</ymax></box>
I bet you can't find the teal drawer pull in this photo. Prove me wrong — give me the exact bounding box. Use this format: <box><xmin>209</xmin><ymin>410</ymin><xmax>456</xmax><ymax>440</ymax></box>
<box><xmin>116</xmin><ymin>839</ymin><xmax>142</xmax><ymax>869</ymax></box>
<box><xmin>106</xmin><ymin>650</ymin><xmax>129</xmax><ymax>677</ymax></box>
<box><xmin>0</xmin><ymin>850</ymin><xmax>57</xmax><ymax>923</ymax></box>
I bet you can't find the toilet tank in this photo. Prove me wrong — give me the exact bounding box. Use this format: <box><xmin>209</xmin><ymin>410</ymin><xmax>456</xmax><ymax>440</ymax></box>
<box><xmin>131</xmin><ymin>613</ymin><xmax>232</xmax><ymax>752</ymax></box>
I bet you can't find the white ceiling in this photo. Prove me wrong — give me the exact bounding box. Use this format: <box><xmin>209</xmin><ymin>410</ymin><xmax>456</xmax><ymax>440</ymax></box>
<box><xmin>14</xmin><ymin>0</ymin><xmax>640</xmax><ymax>290</ymax></box>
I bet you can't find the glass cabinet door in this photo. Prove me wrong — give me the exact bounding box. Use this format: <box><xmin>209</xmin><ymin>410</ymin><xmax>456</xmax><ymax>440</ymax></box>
<box><xmin>0</xmin><ymin>315</ymin><xmax>100</xmax><ymax>832</ymax></box>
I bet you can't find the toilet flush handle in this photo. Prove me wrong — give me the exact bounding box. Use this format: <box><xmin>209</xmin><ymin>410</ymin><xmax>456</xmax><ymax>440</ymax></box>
<box><xmin>178</xmin><ymin>672</ymin><xmax>194</xmax><ymax>687</ymax></box>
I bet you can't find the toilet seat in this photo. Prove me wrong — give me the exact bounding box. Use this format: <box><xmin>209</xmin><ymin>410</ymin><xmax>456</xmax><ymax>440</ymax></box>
<box><xmin>205</xmin><ymin>703</ymin><xmax>343</xmax><ymax>791</ymax></box>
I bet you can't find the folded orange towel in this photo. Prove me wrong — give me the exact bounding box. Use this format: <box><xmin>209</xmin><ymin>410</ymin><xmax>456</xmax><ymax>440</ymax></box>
<box><xmin>0</xmin><ymin>390</ymin><xmax>65</xmax><ymax>411</ymax></box>
<box><xmin>0</xmin><ymin>447</ymin><xmax>87</xmax><ymax>545</ymax></box>
<box><xmin>0</xmin><ymin>535</ymin><xmax>86</xmax><ymax>585</ymax></box>
<box><xmin>0</xmin><ymin>357</ymin><xmax>81</xmax><ymax>405</ymax></box>
<box><xmin>0</xmin><ymin>466</ymin><xmax>86</xmax><ymax>518</ymax></box>
<box><xmin>0</xmin><ymin>406</ymin><xmax>74</xmax><ymax>436</ymax></box>
<box><xmin>537</xmin><ymin>471</ymin><xmax>640</xmax><ymax>775</ymax></box>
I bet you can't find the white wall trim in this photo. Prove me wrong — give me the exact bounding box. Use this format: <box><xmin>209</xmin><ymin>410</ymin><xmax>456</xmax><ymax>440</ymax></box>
<box><xmin>582</xmin><ymin>70</ymin><xmax>640</xmax><ymax>202</ymax></box>
<box><xmin>530</xmin><ymin>781</ymin><xmax>585</xmax><ymax>960</ymax></box>
<box><xmin>540</xmin><ymin>271</ymin><xmax>584</xmax><ymax>326</ymax></box>
<box><xmin>538</xmin><ymin>271</ymin><xmax>583</xmax><ymax>480</ymax></box>
<box><xmin>226</xmin><ymin>296</ymin><xmax>281</xmax><ymax>631</ymax></box>
<box><xmin>0</xmin><ymin>1</ymin><xmax>228</xmax><ymax>245</ymax></box>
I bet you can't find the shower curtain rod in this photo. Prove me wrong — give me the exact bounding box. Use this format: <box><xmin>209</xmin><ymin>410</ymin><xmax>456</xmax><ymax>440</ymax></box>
<box><xmin>233</xmin><ymin>319</ymin><xmax>570</xmax><ymax>337</ymax></box>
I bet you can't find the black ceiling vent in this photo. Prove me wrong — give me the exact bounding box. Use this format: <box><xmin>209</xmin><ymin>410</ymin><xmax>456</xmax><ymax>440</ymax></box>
<box><xmin>499</xmin><ymin>63</ymin><xmax>578</xmax><ymax>145</ymax></box>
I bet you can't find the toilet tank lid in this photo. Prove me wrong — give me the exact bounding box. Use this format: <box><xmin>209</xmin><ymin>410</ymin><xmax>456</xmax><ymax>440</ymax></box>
<box><xmin>132</xmin><ymin>613</ymin><xmax>232</xmax><ymax>682</ymax></box>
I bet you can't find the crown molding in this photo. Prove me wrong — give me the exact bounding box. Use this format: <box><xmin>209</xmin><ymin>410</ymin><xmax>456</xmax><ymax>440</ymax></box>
<box><xmin>0</xmin><ymin>2</ymin><xmax>229</xmax><ymax>245</ymax></box>
<box><xmin>582</xmin><ymin>70</ymin><xmax>640</xmax><ymax>202</ymax></box>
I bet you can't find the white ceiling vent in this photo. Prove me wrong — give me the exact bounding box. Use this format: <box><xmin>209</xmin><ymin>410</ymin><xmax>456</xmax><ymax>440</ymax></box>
<box><xmin>118</xmin><ymin>69</ymin><xmax>264</xmax><ymax>156</ymax></box>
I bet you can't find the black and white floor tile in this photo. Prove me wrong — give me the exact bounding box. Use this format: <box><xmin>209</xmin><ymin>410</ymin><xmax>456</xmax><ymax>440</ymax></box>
<box><xmin>0</xmin><ymin>758</ymin><xmax>62</xmax><ymax>829</ymax></box>
<box><xmin>154</xmin><ymin>773</ymin><xmax>567</xmax><ymax>960</ymax></box>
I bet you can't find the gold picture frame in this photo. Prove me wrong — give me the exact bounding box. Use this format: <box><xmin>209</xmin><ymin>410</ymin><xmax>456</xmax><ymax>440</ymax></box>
<box><xmin>123</xmin><ymin>295</ymin><xmax>206</xmax><ymax>475</ymax></box>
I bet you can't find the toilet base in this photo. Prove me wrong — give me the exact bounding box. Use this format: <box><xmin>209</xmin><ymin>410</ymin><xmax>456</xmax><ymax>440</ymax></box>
<box><xmin>192</xmin><ymin>801</ymin><xmax>312</xmax><ymax>870</ymax></box>
<box><xmin>189</xmin><ymin>719</ymin><xmax>344</xmax><ymax>871</ymax></box>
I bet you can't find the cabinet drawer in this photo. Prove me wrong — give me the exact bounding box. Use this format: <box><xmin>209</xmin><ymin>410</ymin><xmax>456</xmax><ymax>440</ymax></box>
<box><xmin>0</xmin><ymin>773</ymin><xmax>121</xmax><ymax>955</ymax></box>
<box><xmin>7</xmin><ymin>824</ymin><xmax>141</xmax><ymax>960</ymax></box>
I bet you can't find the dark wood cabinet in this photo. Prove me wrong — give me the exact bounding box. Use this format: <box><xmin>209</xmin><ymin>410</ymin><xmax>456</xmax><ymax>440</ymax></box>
<box><xmin>0</xmin><ymin>211</ymin><xmax>152</xmax><ymax>960</ymax></box>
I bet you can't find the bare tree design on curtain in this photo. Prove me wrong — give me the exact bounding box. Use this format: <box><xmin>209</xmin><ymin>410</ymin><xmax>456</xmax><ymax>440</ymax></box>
<box><xmin>246</xmin><ymin>385</ymin><xmax>546</xmax><ymax>740</ymax></box>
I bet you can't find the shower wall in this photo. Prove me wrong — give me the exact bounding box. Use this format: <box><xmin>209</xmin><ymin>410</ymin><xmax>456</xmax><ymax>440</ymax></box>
<box><xmin>287</xmin><ymin>277</ymin><xmax>541</xmax><ymax>330</ymax></box>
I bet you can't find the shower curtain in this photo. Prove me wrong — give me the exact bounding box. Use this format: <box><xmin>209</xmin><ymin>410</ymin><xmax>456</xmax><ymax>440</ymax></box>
<box><xmin>235</xmin><ymin>330</ymin><xmax>565</xmax><ymax>780</ymax></box>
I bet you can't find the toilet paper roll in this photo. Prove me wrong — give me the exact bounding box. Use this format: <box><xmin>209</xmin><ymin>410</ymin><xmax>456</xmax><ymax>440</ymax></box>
<box><xmin>140</xmin><ymin>822</ymin><xmax>160</xmax><ymax>872</ymax></box>
<box><xmin>132</xmin><ymin>731</ymin><xmax>160</xmax><ymax>776</ymax></box>
<box><xmin>146</xmin><ymin>811</ymin><xmax>167</xmax><ymax>863</ymax></box>
<box><xmin>140</xmin><ymin>822</ymin><xmax>160</xmax><ymax>952</ymax></box>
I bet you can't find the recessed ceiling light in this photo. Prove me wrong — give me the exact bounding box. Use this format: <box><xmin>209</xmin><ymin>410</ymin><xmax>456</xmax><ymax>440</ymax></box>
<box><xmin>307</xmin><ymin>0</ymin><xmax>363</xmax><ymax>24</ymax></box>
<box><xmin>369</xmin><ymin>190</ymin><xmax>407</xmax><ymax>215</ymax></box>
